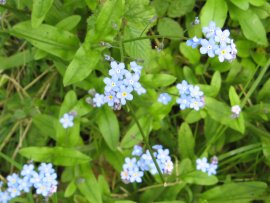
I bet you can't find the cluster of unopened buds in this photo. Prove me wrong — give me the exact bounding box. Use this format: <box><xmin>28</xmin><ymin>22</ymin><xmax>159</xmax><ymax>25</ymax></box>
<box><xmin>196</xmin><ymin>156</ymin><xmax>218</xmax><ymax>176</ymax></box>
<box><xmin>0</xmin><ymin>163</ymin><xmax>57</xmax><ymax>203</ymax></box>
<box><xmin>187</xmin><ymin>21</ymin><xmax>237</xmax><ymax>62</ymax></box>
<box><xmin>121</xmin><ymin>145</ymin><xmax>174</xmax><ymax>184</ymax></box>
<box><xmin>90</xmin><ymin>59</ymin><xmax>146</xmax><ymax>110</ymax></box>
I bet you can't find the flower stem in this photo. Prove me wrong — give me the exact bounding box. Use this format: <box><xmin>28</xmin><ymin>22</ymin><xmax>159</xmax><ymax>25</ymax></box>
<box><xmin>127</xmin><ymin>103</ymin><xmax>165</xmax><ymax>183</ymax></box>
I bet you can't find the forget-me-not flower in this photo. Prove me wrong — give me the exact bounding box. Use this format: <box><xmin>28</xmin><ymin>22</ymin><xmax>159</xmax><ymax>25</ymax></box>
<box><xmin>59</xmin><ymin>113</ymin><xmax>74</xmax><ymax>129</ymax></box>
<box><xmin>158</xmin><ymin>93</ymin><xmax>172</xmax><ymax>105</ymax></box>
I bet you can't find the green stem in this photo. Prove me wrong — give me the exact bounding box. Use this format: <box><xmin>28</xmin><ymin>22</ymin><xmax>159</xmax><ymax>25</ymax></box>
<box><xmin>123</xmin><ymin>35</ymin><xmax>188</xmax><ymax>43</ymax></box>
<box><xmin>127</xmin><ymin>103</ymin><xmax>165</xmax><ymax>183</ymax></box>
<box><xmin>241</xmin><ymin>58</ymin><xmax>270</xmax><ymax>108</ymax></box>
<box><xmin>0</xmin><ymin>151</ymin><xmax>22</xmax><ymax>170</ymax></box>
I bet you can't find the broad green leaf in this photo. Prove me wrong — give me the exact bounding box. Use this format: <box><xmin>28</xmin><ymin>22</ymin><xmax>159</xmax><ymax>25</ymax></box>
<box><xmin>178</xmin><ymin>122</ymin><xmax>195</xmax><ymax>159</ymax></box>
<box><xmin>124</xmin><ymin>0</ymin><xmax>155</xmax><ymax>63</ymax></box>
<box><xmin>235</xmin><ymin>40</ymin><xmax>254</xmax><ymax>58</ymax></box>
<box><xmin>103</xmin><ymin>146</ymin><xmax>124</xmax><ymax>172</ymax></box>
<box><xmin>230</xmin><ymin>0</ymin><xmax>249</xmax><ymax>10</ymax></box>
<box><xmin>157</xmin><ymin>18</ymin><xmax>183</xmax><ymax>38</ymax></box>
<box><xmin>94</xmin><ymin>0</ymin><xmax>124</xmax><ymax>42</ymax></box>
<box><xmin>200</xmin><ymin>0</ymin><xmax>228</xmax><ymax>27</ymax></box>
<box><xmin>76</xmin><ymin>164</ymin><xmax>102</xmax><ymax>203</ymax></box>
<box><xmin>141</xmin><ymin>74</ymin><xmax>176</xmax><ymax>88</ymax></box>
<box><xmin>0</xmin><ymin>50</ymin><xmax>34</xmax><ymax>70</ymax></box>
<box><xmin>200</xmin><ymin>182</ymin><xmax>267</xmax><ymax>202</ymax></box>
<box><xmin>19</xmin><ymin>147</ymin><xmax>91</xmax><ymax>166</ymax></box>
<box><xmin>205</xmin><ymin>97</ymin><xmax>245</xmax><ymax>133</ymax></box>
<box><xmin>181</xmin><ymin>171</ymin><xmax>218</xmax><ymax>186</ymax></box>
<box><xmin>31</xmin><ymin>0</ymin><xmax>54</xmax><ymax>27</ymax></box>
<box><xmin>33</xmin><ymin>114</ymin><xmax>56</xmax><ymax>140</ymax></box>
<box><xmin>121</xmin><ymin>116</ymin><xmax>152</xmax><ymax>148</ymax></box>
<box><xmin>64</xmin><ymin>180</ymin><xmax>77</xmax><ymax>198</ymax></box>
<box><xmin>63</xmin><ymin>44</ymin><xmax>101</xmax><ymax>86</ymax></box>
<box><xmin>167</xmin><ymin>0</ymin><xmax>195</xmax><ymax>18</ymax></box>
<box><xmin>210</xmin><ymin>71</ymin><xmax>221</xmax><ymax>96</ymax></box>
<box><xmin>97</xmin><ymin>106</ymin><xmax>120</xmax><ymax>151</ymax></box>
<box><xmin>229</xmin><ymin>5</ymin><xmax>268</xmax><ymax>46</ymax></box>
<box><xmin>183</xmin><ymin>66</ymin><xmax>198</xmax><ymax>84</ymax></box>
<box><xmin>153</xmin><ymin>0</ymin><xmax>170</xmax><ymax>16</ymax></box>
<box><xmin>12</xmin><ymin>21</ymin><xmax>80</xmax><ymax>60</ymax></box>
<box><xmin>56</xmin><ymin>15</ymin><xmax>81</xmax><ymax>31</ymax></box>
<box><xmin>180</xmin><ymin>42</ymin><xmax>200</xmax><ymax>64</ymax></box>
<box><xmin>249</xmin><ymin>0</ymin><xmax>266</xmax><ymax>7</ymax></box>
<box><xmin>229</xmin><ymin>86</ymin><xmax>240</xmax><ymax>105</ymax></box>
<box><xmin>258</xmin><ymin>78</ymin><xmax>270</xmax><ymax>101</ymax></box>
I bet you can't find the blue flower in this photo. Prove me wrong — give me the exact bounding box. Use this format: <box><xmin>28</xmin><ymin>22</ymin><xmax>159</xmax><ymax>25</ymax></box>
<box><xmin>158</xmin><ymin>93</ymin><xmax>172</xmax><ymax>105</ymax></box>
<box><xmin>18</xmin><ymin>177</ymin><xmax>32</xmax><ymax>193</ymax></box>
<box><xmin>132</xmin><ymin>145</ymin><xmax>143</xmax><ymax>156</ymax></box>
<box><xmin>59</xmin><ymin>113</ymin><xmax>74</xmax><ymax>129</ymax></box>
<box><xmin>176</xmin><ymin>95</ymin><xmax>192</xmax><ymax>110</ymax></box>
<box><xmin>123</xmin><ymin>157</ymin><xmax>138</xmax><ymax>171</ymax></box>
<box><xmin>130</xmin><ymin>61</ymin><xmax>142</xmax><ymax>75</ymax></box>
<box><xmin>0</xmin><ymin>191</ymin><xmax>10</xmax><ymax>203</ymax></box>
<box><xmin>7</xmin><ymin>173</ymin><xmax>20</xmax><ymax>188</ymax></box>
<box><xmin>93</xmin><ymin>93</ymin><xmax>105</xmax><ymax>107</ymax></box>
<box><xmin>214</xmin><ymin>28</ymin><xmax>230</xmax><ymax>44</ymax></box>
<box><xmin>215</xmin><ymin>44</ymin><xmax>232</xmax><ymax>62</ymax></box>
<box><xmin>152</xmin><ymin>145</ymin><xmax>163</xmax><ymax>150</ymax></box>
<box><xmin>176</xmin><ymin>80</ymin><xmax>190</xmax><ymax>95</ymax></box>
<box><xmin>7</xmin><ymin>186</ymin><xmax>21</xmax><ymax>198</ymax></box>
<box><xmin>199</xmin><ymin>38</ymin><xmax>218</xmax><ymax>58</ymax></box>
<box><xmin>189</xmin><ymin>85</ymin><xmax>203</xmax><ymax>98</ymax></box>
<box><xmin>123</xmin><ymin>72</ymin><xmax>140</xmax><ymax>90</ymax></box>
<box><xmin>109</xmin><ymin>61</ymin><xmax>126</xmax><ymax>79</ymax></box>
<box><xmin>196</xmin><ymin>157</ymin><xmax>209</xmax><ymax>173</ymax></box>
<box><xmin>116</xmin><ymin>86</ymin><xmax>133</xmax><ymax>105</ymax></box>
<box><xmin>189</xmin><ymin>98</ymin><xmax>204</xmax><ymax>111</ymax></box>
<box><xmin>186</xmin><ymin>36</ymin><xmax>201</xmax><ymax>48</ymax></box>
<box><xmin>21</xmin><ymin>164</ymin><xmax>35</xmax><ymax>178</ymax></box>
<box><xmin>104</xmin><ymin>77</ymin><xmax>120</xmax><ymax>92</ymax></box>
<box><xmin>133</xmin><ymin>83</ymin><xmax>146</xmax><ymax>95</ymax></box>
<box><xmin>207</xmin><ymin>163</ymin><xmax>218</xmax><ymax>176</ymax></box>
<box><xmin>129</xmin><ymin>168</ymin><xmax>144</xmax><ymax>183</ymax></box>
<box><xmin>202</xmin><ymin>21</ymin><xmax>217</xmax><ymax>38</ymax></box>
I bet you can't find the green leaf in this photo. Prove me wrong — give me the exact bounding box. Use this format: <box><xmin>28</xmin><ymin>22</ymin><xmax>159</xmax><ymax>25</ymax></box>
<box><xmin>230</xmin><ymin>0</ymin><xmax>249</xmax><ymax>10</ymax></box>
<box><xmin>229</xmin><ymin>5</ymin><xmax>268</xmax><ymax>46</ymax></box>
<box><xmin>179</xmin><ymin>42</ymin><xmax>200</xmax><ymax>64</ymax></box>
<box><xmin>31</xmin><ymin>0</ymin><xmax>54</xmax><ymax>27</ymax></box>
<box><xmin>153</xmin><ymin>0</ymin><xmax>170</xmax><ymax>16</ymax></box>
<box><xmin>63</xmin><ymin>44</ymin><xmax>101</xmax><ymax>86</ymax></box>
<box><xmin>12</xmin><ymin>21</ymin><xmax>80</xmax><ymax>60</ymax></box>
<box><xmin>157</xmin><ymin>17</ymin><xmax>183</xmax><ymax>38</ymax></box>
<box><xmin>76</xmin><ymin>164</ymin><xmax>103</xmax><ymax>203</ymax></box>
<box><xmin>229</xmin><ymin>86</ymin><xmax>240</xmax><ymax>105</ymax></box>
<box><xmin>64</xmin><ymin>180</ymin><xmax>77</xmax><ymax>198</ymax></box>
<box><xmin>167</xmin><ymin>0</ymin><xmax>195</xmax><ymax>18</ymax></box>
<box><xmin>181</xmin><ymin>171</ymin><xmax>218</xmax><ymax>186</ymax></box>
<box><xmin>178</xmin><ymin>122</ymin><xmax>195</xmax><ymax>160</ymax></box>
<box><xmin>96</xmin><ymin>106</ymin><xmax>120</xmax><ymax>151</ymax></box>
<box><xmin>124</xmin><ymin>0</ymin><xmax>155</xmax><ymax>63</ymax></box>
<box><xmin>200</xmin><ymin>182</ymin><xmax>267</xmax><ymax>202</ymax></box>
<box><xmin>0</xmin><ymin>50</ymin><xmax>34</xmax><ymax>70</ymax></box>
<box><xmin>32</xmin><ymin>114</ymin><xmax>56</xmax><ymax>140</ymax></box>
<box><xmin>56</xmin><ymin>15</ymin><xmax>81</xmax><ymax>31</ymax></box>
<box><xmin>200</xmin><ymin>0</ymin><xmax>228</xmax><ymax>27</ymax></box>
<box><xmin>258</xmin><ymin>78</ymin><xmax>270</xmax><ymax>101</ymax></box>
<box><xmin>19</xmin><ymin>147</ymin><xmax>91</xmax><ymax>166</ymax></box>
<box><xmin>141</xmin><ymin>74</ymin><xmax>176</xmax><ymax>88</ymax></box>
<box><xmin>249</xmin><ymin>0</ymin><xmax>266</xmax><ymax>7</ymax></box>
<box><xmin>121</xmin><ymin>116</ymin><xmax>152</xmax><ymax>148</ymax></box>
<box><xmin>183</xmin><ymin>66</ymin><xmax>198</xmax><ymax>84</ymax></box>
<box><xmin>205</xmin><ymin>97</ymin><xmax>245</xmax><ymax>134</ymax></box>
<box><xmin>94</xmin><ymin>0</ymin><xmax>124</xmax><ymax>42</ymax></box>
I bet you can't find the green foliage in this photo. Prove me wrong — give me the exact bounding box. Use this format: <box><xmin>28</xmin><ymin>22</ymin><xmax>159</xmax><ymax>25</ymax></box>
<box><xmin>1</xmin><ymin>0</ymin><xmax>270</xmax><ymax>202</ymax></box>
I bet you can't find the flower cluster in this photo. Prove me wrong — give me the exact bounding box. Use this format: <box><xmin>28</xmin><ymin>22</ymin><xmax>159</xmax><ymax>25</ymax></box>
<box><xmin>0</xmin><ymin>163</ymin><xmax>57</xmax><ymax>203</ymax></box>
<box><xmin>231</xmin><ymin>105</ymin><xmax>241</xmax><ymax>118</ymax></box>
<box><xmin>176</xmin><ymin>80</ymin><xmax>204</xmax><ymax>111</ymax></box>
<box><xmin>59</xmin><ymin>113</ymin><xmax>74</xmax><ymax>129</ymax></box>
<box><xmin>187</xmin><ymin>21</ymin><xmax>237</xmax><ymax>62</ymax></box>
<box><xmin>196</xmin><ymin>156</ymin><xmax>218</xmax><ymax>176</ymax></box>
<box><xmin>92</xmin><ymin>61</ymin><xmax>146</xmax><ymax>110</ymax></box>
<box><xmin>158</xmin><ymin>93</ymin><xmax>172</xmax><ymax>105</ymax></box>
<box><xmin>121</xmin><ymin>145</ymin><xmax>174</xmax><ymax>184</ymax></box>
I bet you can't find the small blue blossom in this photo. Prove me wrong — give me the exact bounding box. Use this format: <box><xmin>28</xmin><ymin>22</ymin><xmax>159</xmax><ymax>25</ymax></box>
<box><xmin>123</xmin><ymin>72</ymin><xmax>140</xmax><ymax>90</ymax></box>
<box><xmin>186</xmin><ymin>36</ymin><xmax>201</xmax><ymax>48</ymax></box>
<box><xmin>189</xmin><ymin>86</ymin><xmax>203</xmax><ymax>98</ymax></box>
<box><xmin>59</xmin><ymin>113</ymin><xmax>74</xmax><ymax>129</ymax></box>
<box><xmin>18</xmin><ymin>177</ymin><xmax>32</xmax><ymax>193</ymax></box>
<box><xmin>129</xmin><ymin>168</ymin><xmax>144</xmax><ymax>183</ymax></box>
<box><xmin>187</xmin><ymin>21</ymin><xmax>236</xmax><ymax>62</ymax></box>
<box><xmin>158</xmin><ymin>93</ymin><xmax>172</xmax><ymax>105</ymax></box>
<box><xmin>214</xmin><ymin>28</ymin><xmax>230</xmax><ymax>44</ymax></box>
<box><xmin>0</xmin><ymin>191</ymin><xmax>10</xmax><ymax>203</ymax></box>
<box><xmin>109</xmin><ymin>61</ymin><xmax>126</xmax><ymax>79</ymax></box>
<box><xmin>21</xmin><ymin>164</ymin><xmax>35</xmax><ymax>178</ymax></box>
<box><xmin>202</xmin><ymin>21</ymin><xmax>217</xmax><ymax>38</ymax></box>
<box><xmin>93</xmin><ymin>93</ymin><xmax>105</xmax><ymax>107</ymax></box>
<box><xmin>123</xmin><ymin>157</ymin><xmax>138</xmax><ymax>171</ymax></box>
<box><xmin>176</xmin><ymin>95</ymin><xmax>192</xmax><ymax>110</ymax></box>
<box><xmin>207</xmin><ymin>163</ymin><xmax>218</xmax><ymax>176</ymax></box>
<box><xmin>116</xmin><ymin>86</ymin><xmax>133</xmax><ymax>105</ymax></box>
<box><xmin>176</xmin><ymin>80</ymin><xmax>190</xmax><ymax>95</ymax></box>
<box><xmin>196</xmin><ymin>157</ymin><xmax>209</xmax><ymax>173</ymax></box>
<box><xmin>7</xmin><ymin>186</ymin><xmax>21</xmax><ymax>198</ymax></box>
<box><xmin>200</xmin><ymin>39</ymin><xmax>218</xmax><ymax>58</ymax></box>
<box><xmin>7</xmin><ymin>173</ymin><xmax>20</xmax><ymax>188</ymax></box>
<box><xmin>132</xmin><ymin>145</ymin><xmax>143</xmax><ymax>156</ymax></box>
<box><xmin>189</xmin><ymin>98</ymin><xmax>204</xmax><ymax>111</ymax></box>
<box><xmin>130</xmin><ymin>61</ymin><xmax>142</xmax><ymax>75</ymax></box>
<box><xmin>104</xmin><ymin>77</ymin><xmax>120</xmax><ymax>92</ymax></box>
<box><xmin>134</xmin><ymin>83</ymin><xmax>146</xmax><ymax>95</ymax></box>
<box><xmin>152</xmin><ymin>145</ymin><xmax>163</xmax><ymax>150</ymax></box>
